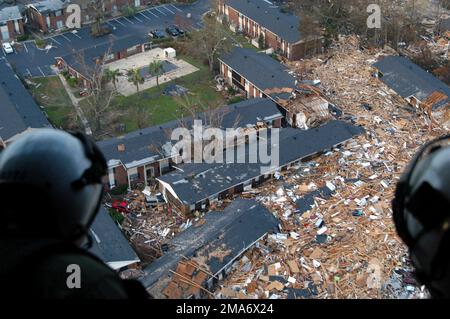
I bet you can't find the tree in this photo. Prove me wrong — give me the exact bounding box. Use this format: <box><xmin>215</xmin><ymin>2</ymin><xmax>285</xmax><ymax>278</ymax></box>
<box><xmin>188</xmin><ymin>14</ymin><xmax>233</xmax><ymax>72</ymax></box>
<box><xmin>127</xmin><ymin>68</ymin><xmax>144</xmax><ymax>93</ymax></box>
<box><xmin>258</xmin><ymin>33</ymin><xmax>266</xmax><ymax>49</ymax></box>
<box><xmin>75</xmin><ymin>46</ymin><xmax>115</xmax><ymax>136</ymax></box>
<box><xmin>88</xmin><ymin>0</ymin><xmax>114</xmax><ymax>36</ymax></box>
<box><xmin>149</xmin><ymin>60</ymin><xmax>164</xmax><ymax>88</ymax></box>
<box><xmin>132</xmin><ymin>103</ymin><xmax>151</xmax><ymax>129</ymax></box>
<box><xmin>105</xmin><ymin>68</ymin><xmax>120</xmax><ymax>91</ymax></box>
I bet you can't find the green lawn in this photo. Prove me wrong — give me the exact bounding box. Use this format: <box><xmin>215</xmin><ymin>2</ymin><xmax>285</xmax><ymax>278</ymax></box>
<box><xmin>111</xmin><ymin>55</ymin><xmax>225</xmax><ymax>133</ymax></box>
<box><xmin>29</xmin><ymin>76</ymin><xmax>76</xmax><ymax>129</ymax></box>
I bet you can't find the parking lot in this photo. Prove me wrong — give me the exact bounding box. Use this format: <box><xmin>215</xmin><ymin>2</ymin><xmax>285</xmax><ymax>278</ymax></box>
<box><xmin>3</xmin><ymin>2</ymin><xmax>208</xmax><ymax>78</ymax></box>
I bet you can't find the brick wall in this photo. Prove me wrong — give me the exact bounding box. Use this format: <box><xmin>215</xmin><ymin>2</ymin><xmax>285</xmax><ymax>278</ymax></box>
<box><xmin>290</xmin><ymin>38</ymin><xmax>323</xmax><ymax>60</ymax></box>
<box><xmin>0</xmin><ymin>19</ymin><xmax>24</xmax><ymax>41</ymax></box>
<box><xmin>226</xmin><ymin>6</ymin><xmax>239</xmax><ymax>27</ymax></box>
<box><xmin>27</xmin><ymin>8</ymin><xmax>67</xmax><ymax>33</ymax></box>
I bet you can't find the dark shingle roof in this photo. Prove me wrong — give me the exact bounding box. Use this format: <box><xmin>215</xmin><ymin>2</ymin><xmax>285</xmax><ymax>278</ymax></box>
<box><xmin>97</xmin><ymin>98</ymin><xmax>282</xmax><ymax>167</ymax></box>
<box><xmin>59</xmin><ymin>34</ymin><xmax>145</xmax><ymax>79</ymax></box>
<box><xmin>0</xmin><ymin>58</ymin><xmax>51</xmax><ymax>141</ymax></box>
<box><xmin>141</xmin><ymin>199</ymin><xmax>279</xmax><ymax>293</ymax></box>
<box><xmin>373</xmin><ymin>56</ymin><xmax>450</xmax><ymax>109</ymax></box>
<box><xmin>0</xmin><ymin>5</ymin><xmax>22</xmax><ymax>23</ymax></box>
<box><xmin>220</xmin><ymin>47</ymin><xmax>298</xmax><ymax>99</ymax></box>
<box><xmin>158</xmin><ymin>120</ymin><xmax>364</xmax><ymax>206</ymax></box>
<box><xmin>30</xmin><ymin>0</ymin><xmax>66</xmax><ymax>13</ymax></box>
<box><xmin>225</xmin><ymin>0</ymin><xmax>301</xmax><ymax>43</ymax></box>
<box><xmin>89</xmin><ymin>207</ymin><xmax>139</xmax><ymax>269</ymax></box>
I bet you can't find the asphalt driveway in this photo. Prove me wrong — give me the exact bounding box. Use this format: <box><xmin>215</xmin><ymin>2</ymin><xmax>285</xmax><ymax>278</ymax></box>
<box><xmin>4</xmin><ymin>1</ymin><xmax>210</xmax><ymax>78</ymax></box>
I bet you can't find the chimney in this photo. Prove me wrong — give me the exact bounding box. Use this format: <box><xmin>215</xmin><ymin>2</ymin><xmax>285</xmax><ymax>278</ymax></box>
<box><xmin>117</xmin><ymin>144</ymin><xmax>125</xmax><ymax>152</ymax></box>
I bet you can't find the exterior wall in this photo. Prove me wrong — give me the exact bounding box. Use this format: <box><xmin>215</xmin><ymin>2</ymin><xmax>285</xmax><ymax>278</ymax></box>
<box><xmin>27</xmin><ymin>8</ymin><xmax>68</xmax><ymax>33</ymax></box>
<box><xmin>0</xmin><ymin>19</ymin><xmax>24</xmax><ymax>41</ymax></box>
<box><xmin>290</xmin><ymin>38</ymin><xmax>324</xmax><ymax>60</ymax></box>
<box><xmin>113</xmin><ymin>165</ymin><xmax>129</xmax><ymax>186</ymax></box>
<box><xmin>105</xmin><ymin>158</ymin><xmax>164</xmax><ymax>190</ymax></box>
<box><xmin>221</xmin><ymin>3</ymin><xmax>322</xmax><ymax>61</ymax></box>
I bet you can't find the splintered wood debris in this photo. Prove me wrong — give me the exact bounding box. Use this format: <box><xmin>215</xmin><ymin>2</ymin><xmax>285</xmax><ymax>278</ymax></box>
<box><xmin>116</xmin><ymin>187</ymin><xmax>188</xmax><ymax>265</ymax></box>
<box><xmin>213</xmin><ymin>35</ymin><xmax>446</xmax><ymax>300</ymax></box>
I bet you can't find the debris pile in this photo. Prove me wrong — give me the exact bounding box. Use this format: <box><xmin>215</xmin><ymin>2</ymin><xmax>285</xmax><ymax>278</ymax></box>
<box><xmin>216</xmin><ymin>35</ymin><xmax>446</xmax><ymax>299</ymax></box>
<box><xmin>117</xmin><ymin>189</ymin><xmax>188</xmax><ymax>265</ymax></box>
<box><xmin>162</xmin><ymin>259</ymin><xmax>214</xmax><ymax>299</ymax></box>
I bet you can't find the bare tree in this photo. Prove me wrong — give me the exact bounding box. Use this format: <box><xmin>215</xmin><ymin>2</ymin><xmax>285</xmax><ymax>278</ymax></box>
<box><xmin>187</xmin><ymin>14</ymin><xmax>233</xmax><ymax>72</ymax></box>
<box><xmin>88</xmin><ymin>0</ymin><xmax>114</xmax><ymax>36</ymax></box>
<box><xmin>75</xmin><ymin>44</ymin><xmax>115</xmax><ymax>136</ymax></box>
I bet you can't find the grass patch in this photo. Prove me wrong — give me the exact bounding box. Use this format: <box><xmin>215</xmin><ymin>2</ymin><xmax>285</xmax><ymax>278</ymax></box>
<box><xmin>29</xmin><ymin>76</ymin><xmax>75</xmax><ymax>129</ymax></box>
<box><xmin>110</xmin><ymin>55</ymin><xmax>225</xmax><ymax>133</ymax></box>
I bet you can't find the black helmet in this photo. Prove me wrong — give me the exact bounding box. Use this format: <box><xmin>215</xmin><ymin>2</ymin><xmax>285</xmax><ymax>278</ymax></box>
<box><xmin>0</xmin><ymin>129</ymin><xmax>107</xmax><ymax>241</ymax></box>
<box><xmin>393</xmin><ymin>135</ymin><xmax>450</xmax><ymax>299</ymax></box>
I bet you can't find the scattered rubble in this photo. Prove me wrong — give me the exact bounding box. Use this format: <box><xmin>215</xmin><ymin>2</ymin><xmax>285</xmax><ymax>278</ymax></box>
<box><xmin>216</xmin><ymin>35</ymin><xmax>447</xmax><ymax>299</ymax></box>
<box><xmin>113</xmin><ymin>186</ymin><xmax>188</xmax><ymax>265</ymax></box>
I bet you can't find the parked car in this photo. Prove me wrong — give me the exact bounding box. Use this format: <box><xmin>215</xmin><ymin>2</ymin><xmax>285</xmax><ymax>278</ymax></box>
<box><xmin>2</xmin><ymin>42</ymin><xmax>14</xmax><ymax>54</ymax></box>
<box><xmin>144</xmin><ymin>192</ymin><xmax>165</xmax><ymax>207</ymax></box>
<box><xmin>173</xmin><ymin>25</ymin><xmax>185</xmax><ymax>36</ymax></box>
<box><xmin>149</xmin><ymin>29</ymin><xmax>166</xmax><ymax>39</ymax></box>
<box><xmin>166</xmin><ymin>25</ymin><xmax>179</xmax><ymax>37</ymax></box>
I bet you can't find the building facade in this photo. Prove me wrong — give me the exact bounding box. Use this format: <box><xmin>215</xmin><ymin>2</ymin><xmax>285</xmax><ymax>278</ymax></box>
<box><xmin>0</xmin><ymin>6</ymin><xmax>25</xmax><ymax>41</ymax></box>
<box><xmin>218</xmin><ymin>0</ymin><xmax>323</xmax><ymax>60</ymax></box>
<box><xmin>27</xmin><ymin>0</ymin><xmax>68</xmax><ymax>33</ymax></box>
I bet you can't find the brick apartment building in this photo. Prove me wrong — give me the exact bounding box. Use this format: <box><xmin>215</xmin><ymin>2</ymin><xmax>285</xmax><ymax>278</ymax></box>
<box><xmin>219</xmin><ymin>47</ymin><xmax>298</xmax><ymax>103</ymax></box>
<box><xmin>97</xmin><ymin>98</ymin><xmax>283</xmax><ymax>190</ymax></box>
<box><xmin>55</xmin><ymin>34</ymin><xmax>146</xmax><ymax>87</ymax></box>
<box><xmin>218</xmin><ymin>0</ymin><xmax>323</xmax><ymax>60</ymax></box>
<box><xmin>26</xmin><ymin>0</ymin><xmax>68</xmax><ymax>33</ymax></box>
<box><xmin>0</xmin><ymin>6</ymin><xmax>25</xmax><ymax>41</ymax></box>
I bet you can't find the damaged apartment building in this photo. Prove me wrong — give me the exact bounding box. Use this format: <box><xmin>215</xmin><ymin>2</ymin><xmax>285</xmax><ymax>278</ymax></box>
<box><xmin>140</xmin><ymin>199</ymin><xmax>280</xmax><ymax>298</ymax></box>
<box><xmin>219</xmin><ymin>47</ymin><xmax>339</xmax><ymax>129</ymax></box>
<box><xmin>157</xmin><ymin>120</ymin><xmax>365</xmax><ymax>214</ymax></box>
<box><xmin>98</xmin><ymin>98</ymin><xmax>283</xmax><ymax>189</ymax></box>
<box><xmin>373</xmin><ymin>56</ymin><xmax>450</xmax><ymax>127</ymax></box>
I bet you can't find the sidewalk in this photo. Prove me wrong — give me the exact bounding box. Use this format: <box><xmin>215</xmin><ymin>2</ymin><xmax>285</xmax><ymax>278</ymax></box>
<box><xmin>57</xmin><ymin>72</ymin><xmax>92</xmax><ymax>135</ymax></box>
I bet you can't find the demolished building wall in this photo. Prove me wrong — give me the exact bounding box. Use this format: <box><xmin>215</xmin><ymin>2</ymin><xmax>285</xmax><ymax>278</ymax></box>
<box><xmin>157</xmin><ymin>120</ymin><xmax>365</xmax><ymax>214</ymax></box>
<box><xmin>139</xmin><ymin>199</ymin><xmax>279</xmax><ymax>298</ymax></box>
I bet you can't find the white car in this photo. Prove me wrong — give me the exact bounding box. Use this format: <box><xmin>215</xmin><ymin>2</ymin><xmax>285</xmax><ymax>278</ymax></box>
<box><xmin>2</xmin><ymin>42</ymin><xmax>13</xmax><ymax>54</ymax></box>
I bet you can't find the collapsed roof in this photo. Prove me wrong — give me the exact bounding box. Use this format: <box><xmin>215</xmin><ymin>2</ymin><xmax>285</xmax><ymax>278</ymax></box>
<box><xmin>140</xmin><ymin>199</ymin><xmax>279</xmax><ymax>297</ymax></box>
<box><xmin>28</xmin><ymin>0</ymin><xmax>66</xmax><ymax>13</ymax></box>
<box><xmin>158</xmin><ymin>120</ymin><xmax>365</xmax><ymax>207</ymax></box>
<box><xmin>219</xmin><ymin>47</ymin><xmax>298</xmax><ymax>100</ymax></box>
<box><xmin>373</xmin><ymin>56</ymin><xmax>450</xmax><ymax>110</ymax></box>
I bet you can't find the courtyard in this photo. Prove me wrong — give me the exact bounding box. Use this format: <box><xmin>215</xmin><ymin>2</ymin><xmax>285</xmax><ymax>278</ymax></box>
<box><xmin>105</xmin><ymin>48</ymin><xmax>199</xmax><ymax>96</ymax></box>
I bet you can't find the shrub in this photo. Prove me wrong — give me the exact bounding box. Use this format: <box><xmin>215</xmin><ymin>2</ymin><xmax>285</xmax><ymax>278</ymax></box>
<box><xmin>35</xmin><ymin>39</ymin><xmax>46</xmax><ymax>48</ymax></box>
<box><xmin>227</xmin><ymin>86</ymin><xmax>238</xmax><ymax>96</ymax></box>
<box><xmin>67</xmin><ymin>77</ymin><xmax>78</xmax><ymax>88</ymax></box>
<box><xmin>121</xmin><ymin>5</ymin><xmax>137</xmax><ymax>17</ymax></box>
<box><xmin>258</xmin><ymin>33</ymin><xmax>266</xmax><ymax>49</ymax></box>
<box><xmin>17</xmin><ymin>34</ymin><xmax>29</xmax><ymax>42</ymax></box>
<box><xmin>61</xmin><ymin>69</ymin><xmax>70</xmax><ymax>79</ymax></box>
<box><xmin>108</xmin><ymin>209</ymin><xmax>125</xmax><ymax>225</ymax></box>
<box><xmin>228</xmin><ymin>96</ymin><xmax>245</xmax><ymax>104</ymax></box>
<box><xmin>110</xmin><ymin>184</ymin><xmax>129</xmax><ymax>196</ymax></box>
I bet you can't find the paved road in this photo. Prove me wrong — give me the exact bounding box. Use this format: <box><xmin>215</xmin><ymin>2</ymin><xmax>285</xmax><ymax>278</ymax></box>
<box><xmin>3</xmin><ymin>0</ymin><xmax>210</xmax><ymax>78</ymax></box>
